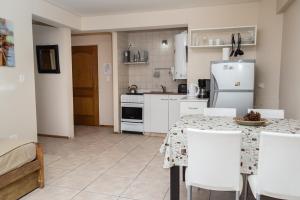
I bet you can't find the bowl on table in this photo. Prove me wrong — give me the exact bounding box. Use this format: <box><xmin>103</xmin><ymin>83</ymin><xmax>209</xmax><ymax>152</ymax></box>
<box><xmin>234</xmin><ymin>111</ymin><xmax>269</xmax><ymax>126</ymax></box>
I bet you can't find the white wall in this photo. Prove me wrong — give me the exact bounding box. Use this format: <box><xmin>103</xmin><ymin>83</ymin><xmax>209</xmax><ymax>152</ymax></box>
<box><xmin>255</xmin><ymin>0</ymin><xmax>283</xmax><ymax>109</ymax></box>
<box><xmin>0</xmin><ymin>0</ymin><xmax>83</xmax><ymax>141</ymax></box>
<box><xmin>0</xmin><ymin>0</ymin><xmax>37</xmax><ymax>141</ymax></box>
<box><xmin>279</xmin><ymin>0</ymin><xmax>300</xmax><ymax>119</ymax></box>
<box><xmin>72</xmin><ymin>34</ymin><xmax>113</xmax><ymax>126</ymax></box>
<box><xmin>32</xmin><ymin>0</ymin><xmax>81</xmax><ymax>30</ymax></box>
<box><xmin>33</xmin><ymin>25</ymin><xmax>74</xmax><ymax>138</ymax></box>
<box><xmin>112</xmin><ymin>32</ymin><xmax>119</xmax><ymax>132</ymax></box>
<box><xmin>187</xmin><ymin>3</ymin><xmax>258</xmax><ymax>82</ymax></box>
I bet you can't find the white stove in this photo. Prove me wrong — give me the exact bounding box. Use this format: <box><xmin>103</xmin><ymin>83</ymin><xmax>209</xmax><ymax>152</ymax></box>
<box><xmin>121</xmin><ymin>94</ymin><xmax>144</xmax><ymax>133</ymax></box>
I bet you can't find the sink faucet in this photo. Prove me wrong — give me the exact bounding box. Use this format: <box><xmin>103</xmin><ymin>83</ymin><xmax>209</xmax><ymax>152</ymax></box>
<box><xmin>161</xmin><ymin>85</ymin><xmax>167</xmax><ymax>93</ymax></box>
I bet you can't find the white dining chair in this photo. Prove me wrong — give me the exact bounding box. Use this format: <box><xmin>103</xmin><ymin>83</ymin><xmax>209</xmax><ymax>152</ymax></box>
<box><xmin>204</xmin><ymin>108</ymin><xmax>237</xmax><ymax>117</ymax></box>
<box><xmin>185</xmin><ymin>128</ymin><xmax>243</xmax><ymax>200</ymax></box>
<box><xmin>247</xmin><ymin>109</ymin><xmax>284</xmax><ymax>119</ymax></box>
<box><xmin>248</xmin><ymin>131</ymin><xmax>300</xmax><ymax>200</ymax></box>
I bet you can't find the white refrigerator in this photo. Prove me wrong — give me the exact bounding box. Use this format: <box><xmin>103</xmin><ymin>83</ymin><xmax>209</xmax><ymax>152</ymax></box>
<box><xmin>210</xmin><ymin>60</ymin><xmax>255</xmax><ymax>116</ymax></box>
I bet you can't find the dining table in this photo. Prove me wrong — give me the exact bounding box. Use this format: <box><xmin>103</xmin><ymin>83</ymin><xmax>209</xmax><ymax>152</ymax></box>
<box><xmin>160</xmin><ymin>114</ymin><xmax>300</xmax><ymax>200</ymax></box>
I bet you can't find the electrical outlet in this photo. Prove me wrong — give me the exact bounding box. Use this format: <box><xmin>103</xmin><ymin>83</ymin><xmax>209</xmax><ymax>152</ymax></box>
<box><xmin>9</xmin><ymin>134</ymin><xmax>18</xmax><ymax>139</ymax></box>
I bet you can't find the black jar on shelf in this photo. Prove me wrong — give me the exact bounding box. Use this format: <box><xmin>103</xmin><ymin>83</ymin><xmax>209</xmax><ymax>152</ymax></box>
<box><xmin>123</xmin><ymin>50</ymin><xmax>131</xmax><ymax>63</ymax></box>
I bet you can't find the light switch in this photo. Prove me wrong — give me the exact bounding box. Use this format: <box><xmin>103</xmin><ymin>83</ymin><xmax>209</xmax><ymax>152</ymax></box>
<box><xmin>258</xmin><ymin>83</ymin><xmax>265</xmax><ymax>89</ymax></box>
<box><xmin>19</xmin><ymin>74</ymin><xmax>25</xmax><ymax>82</ymax></box>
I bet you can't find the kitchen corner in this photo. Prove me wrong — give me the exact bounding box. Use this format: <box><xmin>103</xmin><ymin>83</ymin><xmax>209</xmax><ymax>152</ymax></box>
<box><xmin>118</xmin><ymin>28</ymin><xmax>189</xmax><ymax>134</ymax></box>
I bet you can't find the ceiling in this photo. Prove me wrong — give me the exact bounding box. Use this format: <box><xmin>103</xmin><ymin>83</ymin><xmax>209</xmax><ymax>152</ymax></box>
<box><xmin>45</xmin><ymin>0</ymin><xmax>259</xmax><ymax>17</ymax></box>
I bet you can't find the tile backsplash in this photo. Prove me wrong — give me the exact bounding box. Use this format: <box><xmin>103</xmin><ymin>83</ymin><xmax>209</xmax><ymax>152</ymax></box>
<box><xmin>127</xmin><ymin>29</ymin><xmax>187</xmax><ymax>92</ymax></box>
<box><xmin>118</xmin><ymin>32</ymin><xmax>129</xmax><ymax>95</ymax></box>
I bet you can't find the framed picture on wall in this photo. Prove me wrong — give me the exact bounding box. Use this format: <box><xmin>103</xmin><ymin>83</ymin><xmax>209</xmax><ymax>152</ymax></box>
<box><xmin>0</xmin><ymin>18</ymin><xmax>15</xmax><ymax>67</ymax></box>
<box><xmin>36</xmin><ymin>45</ymin><xmax>60</xmax><ymax>73</ymax></box>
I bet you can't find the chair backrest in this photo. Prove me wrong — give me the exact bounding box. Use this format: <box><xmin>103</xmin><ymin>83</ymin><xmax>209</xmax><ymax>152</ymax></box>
<box><xmin>204</xmin><ymin>108</ymin><xmax>237</xmax><ymax>117</ymax></box>
<box><xmin>185</xmin><ymin>128</ymin><xmax>242</xmax><ymax>192</ymax></box>
<box><xmin>257</xmin><ymin>132</ymin><xmax>300</xmax><ymax>199</ymax></box>
<box><xmin>248</xmin><ymin>109</ymin><xmax>284</xmax><ymax>119</ymax></box>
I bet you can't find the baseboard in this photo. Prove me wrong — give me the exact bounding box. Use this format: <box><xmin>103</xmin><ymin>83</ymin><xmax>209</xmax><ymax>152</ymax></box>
<box><xmin>100</xmin><ymin>125</ymin><xmax>114</xmax><ymax>127</ymax></box>
<box><xmin>143</xmin><ymin>132</ymin><xmax>166</xmax><ymax>138</ymax></box>
<box><xmin>38</xmin><ymin>134</ymin><xmax>70</xmax><ymax>139</ymax></box>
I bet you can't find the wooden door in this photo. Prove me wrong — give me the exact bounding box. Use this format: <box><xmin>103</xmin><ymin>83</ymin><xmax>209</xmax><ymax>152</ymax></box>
<box><xmin>72</xmin><ymin>46</ymin><xmax>99</xmax><ymax>126</ymax></box>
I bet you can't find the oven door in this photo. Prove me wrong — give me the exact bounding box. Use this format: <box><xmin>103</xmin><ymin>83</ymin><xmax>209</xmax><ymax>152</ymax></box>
<box><xmin>121</xmin><ymin>103</ymin><xmax>143</xmax><ymax>122</ymax></box>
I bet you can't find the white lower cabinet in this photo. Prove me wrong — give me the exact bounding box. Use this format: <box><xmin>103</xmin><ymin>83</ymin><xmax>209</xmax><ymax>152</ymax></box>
<box><xmin>150</xmin><ymin>95</ymin><xmax>169</xmax><ymax>133</ymax></box>
<box><xmin>168</xmin><ymin>95</ymin><xmax>186</xmax><ymax>129</ymax></box>
<box><xmin>144</xmin><ymin>94</ymin><xmax>185</xmax><ymax>134</ymax></box>
<box><xmin>143</xmin><ymin>95</ymin><xmax>151</xmax><ymax>132</ymax></box>
<box><xmin>180</xmin><ymin>99</ymin><xmax>208</xmax><ymax>117</ymax></box>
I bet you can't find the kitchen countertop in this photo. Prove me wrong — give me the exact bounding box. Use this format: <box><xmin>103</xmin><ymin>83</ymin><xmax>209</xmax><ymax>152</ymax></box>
<box><xmin>143</xmin><ymin>92</ymin><xmax>186</xmax><ymax>95</ymax></box>
<box><xmin>180</xmin><ymin>96</ymin><xmax>209</xmax><ymax>101</ymax></box>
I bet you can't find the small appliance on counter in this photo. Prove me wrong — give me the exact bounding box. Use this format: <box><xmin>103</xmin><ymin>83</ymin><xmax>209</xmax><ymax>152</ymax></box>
<box><xmin>198</xmin><ymin>79</ymin><xmax>210</xmax><ymax>99</ymax></box>
<box><xmin>128</xmin><ymin>85</ymin><xmax>138</xmax><ymax>94</ymax></box>
<box><xmin>187</xmin><ymin>84</ymin><xmax>200</xmax><ymax>98</ymax></box>
<box><xmin>178</xmin><ymin>84</ymin><xmax>187</xmax><ymax>94</ymax></box>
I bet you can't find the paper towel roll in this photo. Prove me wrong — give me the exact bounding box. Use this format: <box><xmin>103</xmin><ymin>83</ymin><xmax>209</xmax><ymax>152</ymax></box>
<box><xmin>222</xmin><ymin>48</ymin><xmax>230</xmax><ymax>60</ymax></box>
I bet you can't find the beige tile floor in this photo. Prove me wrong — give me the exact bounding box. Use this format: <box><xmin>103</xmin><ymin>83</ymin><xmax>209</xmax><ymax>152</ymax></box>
<box><xmin>21</xmin><ymin>126</ymin><xmax>272</xmax><ymax>200</ymax></box>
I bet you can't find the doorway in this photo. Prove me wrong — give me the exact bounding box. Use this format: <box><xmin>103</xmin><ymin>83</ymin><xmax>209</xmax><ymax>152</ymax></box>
<box><xmin>72</xmin><ymin>45</ymin><xmax>99</xmax><ymax>126</ymax></box>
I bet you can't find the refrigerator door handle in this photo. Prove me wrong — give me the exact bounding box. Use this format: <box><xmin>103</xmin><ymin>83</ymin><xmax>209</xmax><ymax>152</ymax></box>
<box><xmin>212</xmin><ymin>73</ymin><xmax>219</xmax><ymax>90</ymax></box>
<box><xmin>217</xmin><ymin>89</ymin><xmax>254</xmax><ymax>92</ymax></box>
<box><xmin>212</xmin><ymin>91</ymin><xmax>218</xmax><ymax>107</ymax></box>
<box><xmin>185</xmin><ymin>46</ymin><xmax>188</xmax><ymax>62</ymax></box>
<box><xmin>210</xmin><ymin>73</ymin><xmax>219</xmax><ymax>107</ymax></box>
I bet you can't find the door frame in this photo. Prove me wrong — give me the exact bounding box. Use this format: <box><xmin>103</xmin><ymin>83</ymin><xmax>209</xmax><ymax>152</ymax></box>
<box><xmin>72</xmin><ymin>45</ymin><xmax>99</xmax><ymax>126</ymax></box>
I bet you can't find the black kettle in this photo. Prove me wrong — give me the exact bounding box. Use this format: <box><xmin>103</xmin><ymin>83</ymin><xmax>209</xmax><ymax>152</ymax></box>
<box><xmin>128</xmin><ymin>85</ymin><xmax>138</xmax><ymax>94</ymax></box>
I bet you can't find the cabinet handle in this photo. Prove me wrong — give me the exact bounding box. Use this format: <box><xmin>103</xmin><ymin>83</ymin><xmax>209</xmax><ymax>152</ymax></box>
<box><xmin>188</xmin><ymin>107</ymin><xmax>199</xmax><ymax>110</ymax></box>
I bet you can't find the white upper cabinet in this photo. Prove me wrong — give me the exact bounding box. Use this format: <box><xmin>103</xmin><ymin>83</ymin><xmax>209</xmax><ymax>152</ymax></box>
<box><xmin>174</xmin><ymin>31</ymin><xmax>187</xmax><ymax>80</ymax></box>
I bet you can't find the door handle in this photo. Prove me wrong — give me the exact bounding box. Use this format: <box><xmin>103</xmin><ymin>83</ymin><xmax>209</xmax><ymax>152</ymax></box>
<box><xmin>185</xmin><ymin>45</ymin><xmax>188</xmax><ymax>63</ymax></box>
<box><xmin>188</xmin><ymin>107</ymin><xmax>199</xmax><ymax>110</ymax></box>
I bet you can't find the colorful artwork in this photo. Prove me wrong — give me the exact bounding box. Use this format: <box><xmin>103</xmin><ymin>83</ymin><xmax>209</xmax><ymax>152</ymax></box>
<box><xmin>0</xmin><ymin>18</ymin><xmax>15</xmax><ymax>67</ymax></box>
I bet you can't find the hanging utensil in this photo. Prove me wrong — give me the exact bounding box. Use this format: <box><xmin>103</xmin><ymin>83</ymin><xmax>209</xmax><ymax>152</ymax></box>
<box><xmin>230</xmin><ymin>33</ymin><xmax>235</xmax><ymax>57</ymax></box>
<box><xmin>235</xmin><ymin>33</ymin><xmax>244</xmax><ymax>57</ymax></box>
<box><xmin>238</xmin><ymin>33</ymin><xmax>244</xmax><ymax>56</ymax></box>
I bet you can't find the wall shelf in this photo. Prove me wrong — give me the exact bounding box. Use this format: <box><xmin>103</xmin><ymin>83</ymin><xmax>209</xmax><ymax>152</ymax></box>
<box><xmin>189</xmin><ymin>26</ymin><xmax>257</xmax><ymax>48</ymax></box>
<box><xmin>123</xmin><ymin>61</ymin><xmax>149</xmax><ymax>65</ymax></box>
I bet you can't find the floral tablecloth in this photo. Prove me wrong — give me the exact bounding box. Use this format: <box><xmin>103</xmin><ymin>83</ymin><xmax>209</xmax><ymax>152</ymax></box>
<box><xmin>160</xmin><ymin>115</ymin><xmax>300</xmax><ymax>175</ymax></box>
